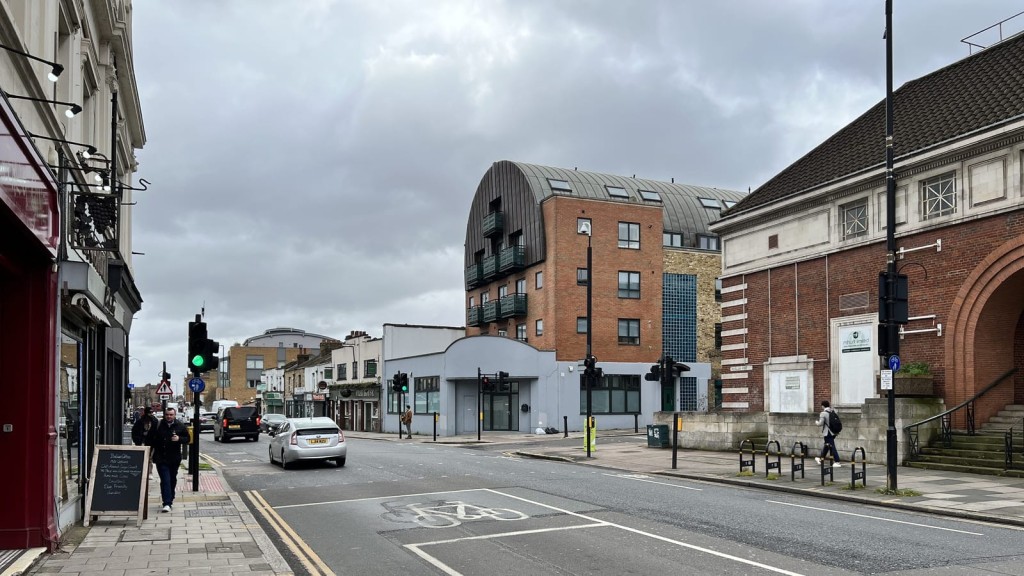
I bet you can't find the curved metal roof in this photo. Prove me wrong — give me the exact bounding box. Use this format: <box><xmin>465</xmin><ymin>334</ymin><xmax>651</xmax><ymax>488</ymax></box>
<box><xmin>510</xmin><ymin>161</ymin><xmax>745</xmax><ymax>235</ymax></box>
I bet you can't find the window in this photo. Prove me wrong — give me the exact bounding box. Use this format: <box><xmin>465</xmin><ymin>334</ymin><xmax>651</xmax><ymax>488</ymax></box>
<box><xmin>246</xmin><ymin>356</ymin><xmax>264</xmax><ymax>369</ymax></box>
<box><xmin>498</xmin><ymin>284</ymin><xmax>508</xmax><ymax>298</ymax></box>
<box><xmin>579</xmin><ymin>374</ymin><xmax>641</xmax><ymax>414</ymax></box>
<box><xmin>468</xmin><ymin>296</ymin><xmax>475</xmax><ymax>308</ymax></box>
<box><xmin>324</xmin><ymin>367</ymin><xmax>333</xmax><ymax>380</ymax></box>
<box><xmin>481</xmin><ymin>292</ymin><xmax>489</xmax><ymax>304</ymax></box>
<box><xmin>724</xmin><ymin>200</ymin><xmax>737</xmax><ymax>209</ymax></box>
<box><xmin>352</xmin><ymin>362</ymin><xmax>358</xmax><ymax>380</ymax></box>
<box><xmin>535</xmin><ymin>271</ymin><xmax>543</xmax><ymax>289</ymax></box>
<box><xmin>618</xmin><ymin>222</ymin><xmax>640</xmax><ymax>249</ymax></box>
<box><xmin>516</xmin><ymin>278</ymin><xmax>526</xmax><ymax>293</ymax></box>
<box><xmin>414</xmin><ymin>376</ymin><xmax>441</xmax><ymax>414</ymax></box>
<box><xmin>516</xmin><ymin>324</ymin><xmax>527</xmax><ymax>341</ymax></box>
<box><xmin>715</xmin><ymin>278</ymin><xmax>723</xmax><ymax>302</ymax></box>
<box><xmin>577</xmin><ymin>217</ymin><xmax>591</xmax><ymax>236</ymax></box>
<box><xmin>548</xmin><ymin>178</ymin><xmax>572</xmax><ymax>192</ymax></box>
<box><xmin>841</xmin><ymin>199</ymin><xmax>869</xmax><ymax>239</ymax></box>
<box><xmin>577</xmin><ymin>317</ymin><xmax>588</xmax><ymax>333</ymax></box>
<box><xmin>577</xmin><ymin>267</ymin><xmax>589</xmax><ymax>286</ymax></box>
<box><xmin>618</xmin><ymin>271</ymin><xmax>640</xmax><ymax>298</ymax></box>
<box><xmin>336</xmin><ymin>363</ymin><xmax>347</xmax><ymax>380</ymax></box>
<box><xmin>364</xmin><ymin>359</ymin><xmax>377</xmax><ymax>378</ymax></box>
<box><xmin>699</xmin><ymin>197</ymin><xmax>721</xmax><ymax>209</ymax></box>
<box><xmin>921</xmin><ymin>171</ymin><xmax>956</xmax><ymax>219</ymax></box>
<box><xmin>663</xmin><ymin>232</ymin><xmax>683</xmax><ymax>247</ymax></box>
<box><xmin>606</xmin><ymin>186</ymin><xmax>628</xmax><ymax>198</ymax></box>
<box><xmin>247</xmin><ymin>380</ymin><xmax>258</xmax><ymax>389</ymax></box>
<box><xmin>697</xmin><ymin>234</ymin><xmax>720</xmax><ymax>250</ymax></box>
<box><xmin>618</xmin><ymin>319</ymin><xmax>640</xmax><ymax>345</ymax></box>
<box><xmin>536</xmin><ymin>319</ymin><xmax>544</xmax><ymax>336</ymax></box>
<box><xmin>638</xmin><ymin>189</ymin><xmax>661</xmax><ymax>202</ymax></box>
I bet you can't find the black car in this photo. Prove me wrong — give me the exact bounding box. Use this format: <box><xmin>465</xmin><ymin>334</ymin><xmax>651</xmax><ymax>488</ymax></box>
<box><xmin>213</xmin><ymin>406</ymin><xmax>261</xmax><ymax>442</ymax></box>
<box><xmin>260</xmin><ymin>413</ymin><xmax>287</xmax><ymax>435</ymax></box>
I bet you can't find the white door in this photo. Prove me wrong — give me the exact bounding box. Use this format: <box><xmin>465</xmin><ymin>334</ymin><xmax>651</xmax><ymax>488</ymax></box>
<box><xmin>837</xmin><ymin>323</ymin><xmax>876</xmax><ymax>405</ymax></box>
<box><xmin>462</xmin><ymin>395</ymin><xmax>477</xmax><ymax>434</ymax></box>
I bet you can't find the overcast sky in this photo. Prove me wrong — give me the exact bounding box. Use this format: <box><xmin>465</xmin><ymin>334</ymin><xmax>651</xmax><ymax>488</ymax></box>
<box><xmin>127</xmin><ymin>0</ymin><xmax>1022</xmax><ymax>395</ymax></box>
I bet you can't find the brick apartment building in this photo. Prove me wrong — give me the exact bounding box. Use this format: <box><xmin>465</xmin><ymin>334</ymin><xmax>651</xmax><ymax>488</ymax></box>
<box><xmin>215</xmin><ymin>327</ymin><xmax>336</xmax><ymax>406</ymax></box>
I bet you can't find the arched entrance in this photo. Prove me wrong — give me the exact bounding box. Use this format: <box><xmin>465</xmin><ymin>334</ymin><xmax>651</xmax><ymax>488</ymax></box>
<box><xmin>946</xmin><ymin>236</ymin><xmax>1024</xmax><ymax>427</ymax></box>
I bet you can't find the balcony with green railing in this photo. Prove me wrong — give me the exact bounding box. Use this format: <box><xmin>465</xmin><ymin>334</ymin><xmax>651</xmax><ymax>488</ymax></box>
<box><xmin>465</xmin><ymin>262</ymin><xmax>482</xmax><ymax>289</ymax></box>
<box><xmin>481</xmin><ymin>255</ymin><xmax>498</xmax><ymax>280</ymax></box>
<box><xmin>498</xmin><ymin>245</ymin><xmax>526</xmax><ymax>273</ymax></box>
<box><xmin>499</xmin><ymin>293</ymin><xmax>527</xmax><ymax>319</ymax></box>
<box><xmin>466</xmin><ymin>306</ymin><xmax>483</xmax><ymax>326</ymax></box>
<box><xmin>482</xmin><ymin>300</ymin><xmax>499</xmax><ymax>323</ymax></box>
<box><xmin>483</xmin><ymin>211</ymin><xmax>504</xmax><ymax>238</ymax></box>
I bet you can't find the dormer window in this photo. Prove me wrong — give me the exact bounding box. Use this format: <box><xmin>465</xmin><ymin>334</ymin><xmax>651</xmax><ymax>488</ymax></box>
<box><xmin>638</xmin><ymin>189</ymin><xmax>661</xmax><ymax>202</ymax></box>
<box><xmin>548</xmin><ymin>179</ymin><xmax>572</xmax><ymax>192</ymax></box>
<box><xmin>699</xmin><ymin>197</ymin><xmax>721</xmax><ymax>209</ymax></box>
<box><xmin>723</xmin><ymin>200</ymin><xmax>737</xmax><ymax>209</ymax></box>
<box><xmin>606</xmin><ymin>186</ymin><xmax>628</xmax><ymax>198</ymax></box>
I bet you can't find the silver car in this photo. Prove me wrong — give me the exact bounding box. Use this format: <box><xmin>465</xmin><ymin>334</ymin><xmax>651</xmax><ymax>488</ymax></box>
<box><xmin>268</xmin><ymin>417</ymin><xmax>346</xmax><ymax>468</ymax></box>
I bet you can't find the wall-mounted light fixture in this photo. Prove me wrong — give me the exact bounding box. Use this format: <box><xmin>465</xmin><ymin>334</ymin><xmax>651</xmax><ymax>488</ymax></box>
<box><xmin>26</xmin><ymin>131</ymin><xmax>97</xmax><ymax>158</ymax></box>
<box><xmin>0</xmin><ymin>43</ymin><xmax>63</xmax><ymax>82</ymax></box>
<box><xmin>4</xmin><ymin>92</ymin><xmax>81</xmax><ymax>117</ymax></box>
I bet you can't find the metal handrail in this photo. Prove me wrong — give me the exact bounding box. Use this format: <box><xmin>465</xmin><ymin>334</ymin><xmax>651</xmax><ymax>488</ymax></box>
<box><xmin>1006</xmin><ymin>417</ymin><xmax>1024</xmax><ymax>469</ymax></box>
<box><xmin>903</xmin><ymin>367</ymin><xmax>1017</xmax><ymax>457</ymax></box>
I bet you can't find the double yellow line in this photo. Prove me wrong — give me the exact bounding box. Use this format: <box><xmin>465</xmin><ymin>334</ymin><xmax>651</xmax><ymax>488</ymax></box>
<box><xmin>244</xmin><ymin>490</ymin><xmax>335</xmax><ymax>576</ymax></box>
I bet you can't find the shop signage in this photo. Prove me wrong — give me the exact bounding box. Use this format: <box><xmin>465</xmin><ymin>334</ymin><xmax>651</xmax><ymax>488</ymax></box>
<box><xmin>312</xmin><ymin>393</ymin><xmax>326</xmax><ymax>401</ymax></box>
<box><xmin>0</xmin><ymin>107</ymin><xmax>58</xmax><ymax>252</ymax></box>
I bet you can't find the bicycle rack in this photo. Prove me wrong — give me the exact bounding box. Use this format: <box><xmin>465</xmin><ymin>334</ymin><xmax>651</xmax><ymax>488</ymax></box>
<box><xmin>764</xmin><ymin>440</ymin><xmax>781</xmax><ymax>478</ymax></box>
<box><xmin>849</xmin><ymin>447</ymin><xmax>867</xmax><ymax>489</ymax></box>
<box><xmin>819</xmin><ymin>456</ymin><xmax>835</xmax><ymax>486</ymax></box>
<box><xmin>790</xmin><ymin>441</ymin><xmax>806</xmax><ymax>481</ymax></box>
<box><xmin>739</xmin><ymin>439</ymin><xmax>755</xmax><ymax>473</ymax></box>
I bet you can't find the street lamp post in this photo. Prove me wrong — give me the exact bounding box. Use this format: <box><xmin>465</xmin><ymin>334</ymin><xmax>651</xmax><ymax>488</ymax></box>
<box><xmin>579</xmin><ymin>219</ymin><xmax>594</xmax><ymax>458</ymax></box>
<box><xmin>883</xmin><ymin>0</ymin><xmax>899</xmax><ymax>491</ymax></box>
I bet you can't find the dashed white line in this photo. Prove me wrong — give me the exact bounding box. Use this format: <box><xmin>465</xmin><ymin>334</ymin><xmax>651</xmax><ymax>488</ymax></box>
<box><xmin>765</xmin><ymin>500</ymin><xmax>984</xmax><ymax>535</ymax></box>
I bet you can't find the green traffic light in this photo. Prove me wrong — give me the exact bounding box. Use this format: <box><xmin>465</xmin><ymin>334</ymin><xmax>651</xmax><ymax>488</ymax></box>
<box><xmin>191</xmin><ymin>354</ymin><xmax>204</xmax><ymax>367</ymax></box>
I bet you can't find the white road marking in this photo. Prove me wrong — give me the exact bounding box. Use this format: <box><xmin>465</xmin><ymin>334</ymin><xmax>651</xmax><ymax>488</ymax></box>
<box><xmin>765</xmin><ymin>500</ymin><xmax>984</xmax><ymax>535</ymax></box>
<box><xmin>274</xmin><ymin>488</ymin><xmax>486</xmax><ymax>509</ymax></box>
<box><xmin>603</xmin><ymin>473</ymin><xmax>702</xmax><ymax>491</ymax></box>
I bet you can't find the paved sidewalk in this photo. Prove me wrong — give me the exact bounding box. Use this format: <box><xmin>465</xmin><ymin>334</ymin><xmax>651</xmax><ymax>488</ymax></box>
<box><xmin>24</xmin><ymin>461</ymin><xmax>291</xmax><ymax>576</ymax></box>
<box><xmin>350</xmin><ymin>428</ymin><xmax>1024</xmax><ymax>527</ymax></box>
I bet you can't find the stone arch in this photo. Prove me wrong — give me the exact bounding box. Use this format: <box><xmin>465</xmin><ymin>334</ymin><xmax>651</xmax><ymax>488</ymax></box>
<box><xmin>945</xmin><ymin>235</ymin><xmax>1024</xmax><ymax>428</ymax></box>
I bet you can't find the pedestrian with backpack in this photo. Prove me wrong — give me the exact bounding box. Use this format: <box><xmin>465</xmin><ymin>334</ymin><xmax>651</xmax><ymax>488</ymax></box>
<box><xmin>815</xmin><ymin>400</ymin><xmax>842</xmax><ymax>465</ymax></box>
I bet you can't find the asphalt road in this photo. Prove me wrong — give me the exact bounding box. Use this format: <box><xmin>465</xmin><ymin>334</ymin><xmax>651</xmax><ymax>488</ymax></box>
<box><xmin>198</xmin><ymin>432</ymin><xmax>1024</xmax><ymax>576</ymax></box>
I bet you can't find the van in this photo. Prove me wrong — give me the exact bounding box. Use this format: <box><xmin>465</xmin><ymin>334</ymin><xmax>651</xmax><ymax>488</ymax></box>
<box><xmin>210</xmin><ymin>399</ymin><xmax>239</xmax><ymax>414</ymax></box>
<box><xmin>213</xmin><ymin>405</ymin><xmax>261</xmax><ymax>442</ymax></box>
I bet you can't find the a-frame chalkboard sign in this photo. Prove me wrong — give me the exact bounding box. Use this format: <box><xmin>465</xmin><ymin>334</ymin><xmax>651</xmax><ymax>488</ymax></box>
<box><xmin>84</xmin><ymin>445</ymin><xmax>150</xmax><ymax>527</ymax></box>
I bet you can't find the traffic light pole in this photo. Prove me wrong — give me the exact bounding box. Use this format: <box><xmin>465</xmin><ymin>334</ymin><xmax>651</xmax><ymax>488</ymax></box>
<box><xmin>161</xmin><ymin>361</ymin><xmax>167</xmax><ymax>414</ymax></box>
<box><xmin>477</xmin><ymin>368</ymin><xmax>482</xmax><ymax>442</ymax></box>
<box><xmin>884</xmin><ymin>0</ymin><xmax>898</xmax><ymax>492</ymax></box>
<box><xmin>191</xmin><ymin>390</ymin><xmax>200</xmax><ymax>491</ymax></box>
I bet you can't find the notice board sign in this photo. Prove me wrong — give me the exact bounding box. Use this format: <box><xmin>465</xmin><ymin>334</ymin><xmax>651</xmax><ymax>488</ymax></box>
<box><xmin>84</xmin><ymin>445</ymin><xmax>150</xmax><ymax>526</ymax></box>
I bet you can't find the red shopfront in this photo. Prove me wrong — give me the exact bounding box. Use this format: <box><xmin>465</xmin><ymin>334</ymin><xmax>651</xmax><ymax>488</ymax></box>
<box><xmin>0</xmin><ymin>94</ymin><xmax>59</xmax><ymax>549</ymax></box>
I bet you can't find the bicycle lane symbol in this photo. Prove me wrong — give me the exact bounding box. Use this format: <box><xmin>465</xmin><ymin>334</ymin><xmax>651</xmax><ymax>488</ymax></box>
<box><xmin>381</xmin><ymin>500</ymin><xmax>528</xmax><ymax>529</ymax></box>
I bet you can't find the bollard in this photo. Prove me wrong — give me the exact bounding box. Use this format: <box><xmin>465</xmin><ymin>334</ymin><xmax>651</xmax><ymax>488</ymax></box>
<box><xmin>764</xmin><ymin>440</ymin><xmax>781</xmax><ymax>478</ymax></box>
<box><xmin>790</xmin><ymin>441</ymin><xmax>806</xmax><ymax>481</ymax></box>
<box><xmin>739</xmin><ymin>439</ymin><xmax>755</xmax><ymax>473</ymax></box>
<box><xmin>849</xmin><ymin>447</ymin><xmax>867</xmax><ymax>488</ymax></box>
<box><xmin>634</xmin><ymin>413</ymin><xmax>639</xmax><ymax>434</ymax></box>
<box><xmin>433</xmin><ymin>412</ymin><xmax>437</xmax><ymax>442</ymax></box>
<box><xmin>819</xmin><ymin>457</ymin><xmax>835</xmax><ymax>486</ymax></box>
<box><xmin>671</xmin><ymin>413</ymin><xmax>680</xmax><ymax>469</ymax></box>
<box><xmin>563</xmin><ymin>415</ymin><xmax>568</xmax><ymax>438</ymax></box>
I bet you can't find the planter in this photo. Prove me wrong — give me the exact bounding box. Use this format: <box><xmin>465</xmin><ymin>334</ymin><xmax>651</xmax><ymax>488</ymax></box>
<box><xmin>879</xmin><ymin>376</ymin><xmax>935</xmax><ymax>397</ymax></box>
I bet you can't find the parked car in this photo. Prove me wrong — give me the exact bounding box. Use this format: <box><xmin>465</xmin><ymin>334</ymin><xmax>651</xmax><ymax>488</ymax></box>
<box><xmin>213</xmin><ymin>406</ymin><xmax>261</xmax><ymax>442</ymax></box>
<box><xmin>198</xmin><ymin>411</ymin><xmax>218</xmax><ymax>432</ymax></box>
<box><xmin>269</xmin><ymin>417</ymin><xmax>346</xmax><ymax>468</ymax></box>
<box><xmin>260</xmin><ymin>413</ymin><xmax>287</xmax><ymax>435</ymax></box>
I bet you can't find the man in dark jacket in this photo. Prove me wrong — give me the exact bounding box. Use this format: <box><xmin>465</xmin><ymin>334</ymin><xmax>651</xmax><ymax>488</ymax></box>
<box><xmin>130</xmin><ymin>407</ymin><xmax>157</xmax><ymax>446</ymax></box>
<box><xmin>147</xmin><ymin>407</ymin><xmax>189</xmax><ymax>512</ymax></box>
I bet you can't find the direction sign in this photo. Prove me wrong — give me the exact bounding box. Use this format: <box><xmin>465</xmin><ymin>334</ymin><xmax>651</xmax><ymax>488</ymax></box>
<box><xmin>188</xmin><ymin>377</ymin><xmax>205</xmax><ymax>393</ymax></box>
<box><xmin>156</xmin><ymin>381</ymin><xmax>173</xmax><ymax>395</ymax></box>
<box><xmin>888</xmin><ymin>355</ymin><xmax>901</xmax><ymax>372</ymax></box>
<box><xmin>158</xmin><ymin>394</ymin><xmax>171</xmax><ymax>401</ymax></box>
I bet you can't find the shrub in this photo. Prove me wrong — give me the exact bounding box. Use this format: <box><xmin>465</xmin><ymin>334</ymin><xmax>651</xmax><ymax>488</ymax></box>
<box><xmin>897</xmin><ymin>361</ymin><xmax>931</xmax><ymax>377</ymax></box>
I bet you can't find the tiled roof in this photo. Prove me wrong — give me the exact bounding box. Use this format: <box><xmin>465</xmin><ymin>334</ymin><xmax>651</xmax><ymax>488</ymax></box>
<box><xmin>723</xmin><ymin>32</ymin><xmax>1024</xmax><ymax>217</ymax></box>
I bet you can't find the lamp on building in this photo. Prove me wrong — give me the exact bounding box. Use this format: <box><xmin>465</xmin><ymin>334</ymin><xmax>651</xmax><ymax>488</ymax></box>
<box><xmin>0</xmin><ymin>43</ymin><xmax>63</xmax><ymax>81</ymax></box>
<box><xmin>26</xmin><ymin>132</ymin><xmax>97</xmax><ymax>158</ymax></box>
<box><xmin>4</xmin><ymin>92</ymin><xmax>81</xmax><ymax>117</ymax></box>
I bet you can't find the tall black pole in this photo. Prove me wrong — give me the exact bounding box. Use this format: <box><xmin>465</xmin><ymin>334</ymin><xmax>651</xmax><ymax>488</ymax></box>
<box><xmin>477</xmin><ymin>368</ymin><xmax>482</xmax><ymax>441</ymax></box>
<box><xmin>884</xmin><ymin>0</ymin><xmax>899</xmax><ymax>491</ymax></box>
<box><xmin>191</xmin><ymin>390</ymin><xmax>200</xmax><ymax>491</ymax></box>
<box><xmin>585</xmin><ymin>235</ymin><xmax>593</xmax><ymax>458</ymax></box>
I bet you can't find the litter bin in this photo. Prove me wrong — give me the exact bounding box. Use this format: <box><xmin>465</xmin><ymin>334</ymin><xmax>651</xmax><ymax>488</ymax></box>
<box><xmin>647</xmin><ymin>424</ymin><xmax>669</xmax><ymax>448</ymax></box>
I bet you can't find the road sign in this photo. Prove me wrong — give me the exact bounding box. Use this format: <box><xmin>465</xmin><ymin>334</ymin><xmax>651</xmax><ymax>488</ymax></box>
<box><xmin>188</xmin><ymin>377</ymin><xmax>205</xmax><ymax>393</ymax></box>
<box><xmin>880</xmin><ymin>369</ymin><xmax>893</xmax><ymax>390</ymax></box>
<box><xmin>127</xmin><ymin>383</ymin><xmax>135</xmax><ymax>389</ymax></box>
<box><xmin>888</xmin><ymin>355</ymin><xmax>901</xmax><ymax>372</ymax></box>
<box><xmin>159</xmin><ymin>394</ymin><xmax>171</xmax><ymax>401</ymax></box>
<box><xmin>156</xmin><ymin>381</ymin><xmax>173</xmax><ymax>395</ymax></box>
